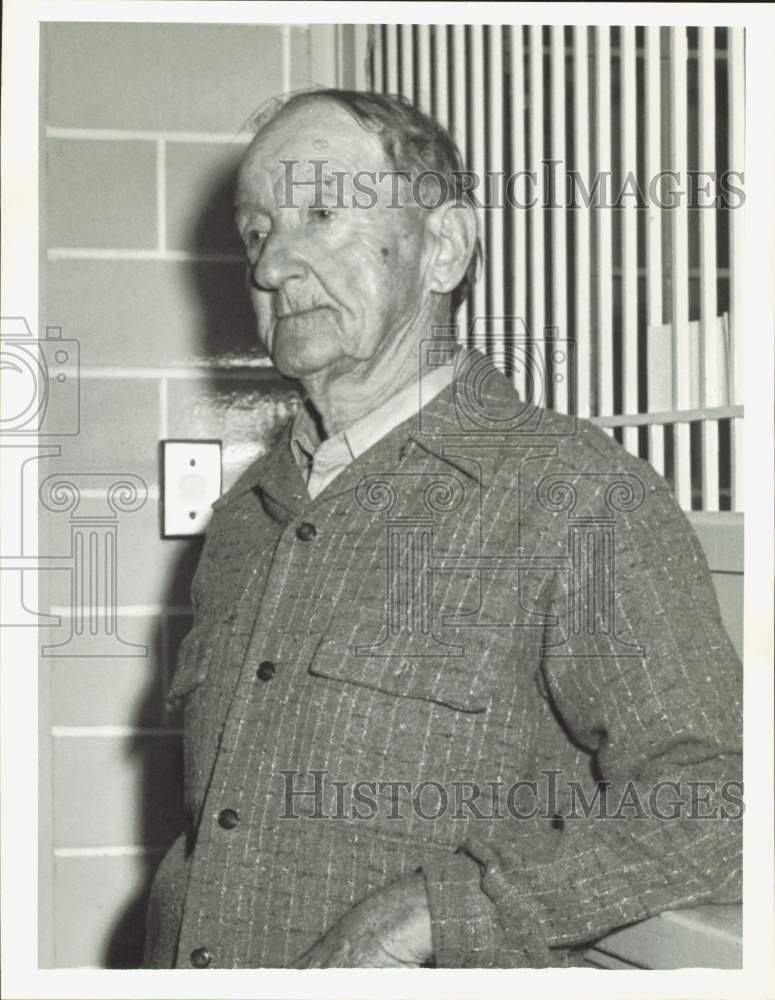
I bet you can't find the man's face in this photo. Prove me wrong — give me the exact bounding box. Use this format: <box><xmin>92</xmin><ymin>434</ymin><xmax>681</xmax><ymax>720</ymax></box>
<box><xmin>235</xmin><ymin>98</ymin><xmax>432</xmax><ymax>380</ymax></box>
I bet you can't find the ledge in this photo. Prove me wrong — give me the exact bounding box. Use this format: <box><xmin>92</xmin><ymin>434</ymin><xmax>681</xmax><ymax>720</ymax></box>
<box><xmin>686</xmin><ymin>511</ymin><xmax>744</xmax><ymax>573</ymax></box>
<box><xmin>585</xmin><ymin>903</ymin><xmax>742</xmax><ymax>969</ymax></box>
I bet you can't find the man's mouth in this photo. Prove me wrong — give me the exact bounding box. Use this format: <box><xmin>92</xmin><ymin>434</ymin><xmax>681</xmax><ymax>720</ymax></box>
<box><xmin>275</xmin><ymin>305</ymin><xmax>327</xmax><ymax>320</ymax></box>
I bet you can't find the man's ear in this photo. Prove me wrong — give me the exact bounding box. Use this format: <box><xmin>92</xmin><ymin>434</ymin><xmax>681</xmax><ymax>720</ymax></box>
<box><xmin>425</xmin><ymin>201</ymin><xmax>478</xmax><ymax>295</ymax></box>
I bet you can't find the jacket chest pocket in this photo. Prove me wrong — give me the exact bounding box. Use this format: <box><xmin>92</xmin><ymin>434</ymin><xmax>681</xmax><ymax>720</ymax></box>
<box><xmin>308</xmin><ymin>622</ymin><xmax>515</xmax><ymax>714</ymax></box>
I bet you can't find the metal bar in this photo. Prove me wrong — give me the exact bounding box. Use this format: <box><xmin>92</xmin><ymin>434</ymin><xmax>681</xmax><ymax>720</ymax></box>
<box><xmin>728</xmin><ymin>27</ymin><xmax>745</xmax><ymax>512</ymax></box>
<box><xmin>510</xmin><ymin>25</ymin><xmax>528</xmax><ymax>398</ymax></box>
<box><xmin>669</xmin><ymin>26</ymin><xmax>692</xmax><ymax>509</ymax></box>
<box><xmin>489</xmin><ymin>25</ymin><xmax>506</xmax><ymax>359</ymax></box>
<box><xmin>386</xmin><ymin>24</ymin><xmax>399</xmax><ymax>93</ymax></box>
<box><xmin>433</xmin><ymin>25</ymin><xmax>449</xmax><ymax>127</ymax></box>
<box><xmin>452</xmin><ymin>24</ymin><xmax>469</xmax><ymax>340</ymax></box>
<box><xmin>551</xmin><ymin>26</ymin><xmax>568</xmax><ymax>413</ymax></box>
<box><xmin>452</xmin><ymin>24</ymin><xmax>468</xmax><ymax>164</ymax></box>
<box><xmin>595</xmin><ymin>26</ymin><xmax>613</xmax><ymax>422</ymax></box>
<box><xmin>529</xmin><ymin>24</ymin><xmax>545</xmax><ymax>404</ymax></box>
<box><xmin>417</xmin><ymin>24</ymin><xmax>432</xmax><ymax>113</ymax></box>
<box><xmin>591</xmin><ymin>404</ymin><xmax>743</xmax><ymax>428</ymax></box>
<box><xmin>620</xmin><ymin>26</ymin><xmax>638</xmax><ymax>454</ymax></box>
<box><xmin>400</xmin><ymin>24</ymin><xmax>415</xmax><ymax>101</ymax></box>
<box><xmin>699</xmin><ymin>26</ymin><xmax>720</xmax><ymax>510</ymax></box>
<box><xmin>645</xmin><ymin>26</ymin><xmax>665</xmax><ymax>475</ymax></box>
<box><xmin>371</xmin><ymin>25</ymin><xmax>384</xmax><ymax>92</ymax></box>
<box><xmin>470</xmin><ymin>24</ymin><xmax>487</xmax><ymax>335</ymax></box>
<box><xmin>574</xmin><ymin>26</ymin><xmax>591</xmax><ymax>418</ymax></box>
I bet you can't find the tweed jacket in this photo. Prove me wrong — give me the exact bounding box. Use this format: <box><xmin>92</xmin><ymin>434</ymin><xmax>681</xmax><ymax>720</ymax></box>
<box><xmin>142</xmin><ymin>350</ymin><xmax>742</xmax><ymax>969</ymax></box>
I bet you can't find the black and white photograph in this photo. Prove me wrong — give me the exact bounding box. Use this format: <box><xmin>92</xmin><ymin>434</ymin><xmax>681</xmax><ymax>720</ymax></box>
<box><xmin>1</xmin><ymin>3</ymin><xmax>773</xmax><ymax>998</ymax></box>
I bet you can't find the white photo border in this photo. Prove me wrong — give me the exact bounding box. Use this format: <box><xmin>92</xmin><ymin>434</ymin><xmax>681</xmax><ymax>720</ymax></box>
<box><xmin>2</xmin><ymin>2</ymin><xmax>773</xmax><ymax>998</ymax></box>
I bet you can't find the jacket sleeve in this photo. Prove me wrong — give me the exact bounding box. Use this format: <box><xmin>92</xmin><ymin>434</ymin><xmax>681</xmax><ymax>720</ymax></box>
<box><xmin>421</xmin><ymin>472</ymin><xmax>743</xmax><ymax>968</ymax></box>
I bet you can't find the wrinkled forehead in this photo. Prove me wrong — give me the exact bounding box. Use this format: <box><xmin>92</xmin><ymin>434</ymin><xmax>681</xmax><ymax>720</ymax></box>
<box><xmin>237</xmin><ymin>97</ymin><xmax>393</xmax><ymax>202</ymax></box>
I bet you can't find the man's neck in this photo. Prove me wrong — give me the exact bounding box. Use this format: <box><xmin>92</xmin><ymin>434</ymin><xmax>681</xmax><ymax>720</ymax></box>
<box><xmin>299</xmin><ymin>302</ymin><xmax>450</xmax><ymax>438</ymax></box>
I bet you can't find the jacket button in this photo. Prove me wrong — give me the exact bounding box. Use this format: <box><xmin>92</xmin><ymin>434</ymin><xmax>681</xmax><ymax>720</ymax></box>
<box><xmin>296</xmin><ymin>521</ymin><xmax>317</xmax><ymax>541</ymax></box>
<box><xmin>190</xmin><ymin>947</ymin><xmax>212</xmax><ymax>968</ymax></box>
<box><xmin>217</xmin><ymin>807</ymin><xmax>239</xmax><ymax>830</ymax></box>
<box><xmin>256</xmin><ymin>660</ymin><xmax>275</xmax><ymax>682</ymax></box>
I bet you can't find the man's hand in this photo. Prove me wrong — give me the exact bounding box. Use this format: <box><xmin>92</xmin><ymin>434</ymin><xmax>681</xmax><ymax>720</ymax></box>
<box><xmin>296</xmin><ymin>871</ymin><xmax>433</xmax><ymax>968</ymax></box>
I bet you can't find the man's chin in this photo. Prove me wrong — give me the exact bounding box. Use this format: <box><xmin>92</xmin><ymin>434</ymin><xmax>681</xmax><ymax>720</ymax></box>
<box><xmin>271</xmin><ymin>340</ymin><xmax>345</xmax><ymax>380</ymax></box>
<box><xmin>267</xmin><ymin>314</ymin><xmax>346</xmax><ymax>379</ymax></box>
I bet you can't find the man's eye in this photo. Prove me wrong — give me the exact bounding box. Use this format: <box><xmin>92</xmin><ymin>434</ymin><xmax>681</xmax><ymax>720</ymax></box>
<box><xmin>244</xmin><ymin>229</ymin><xmax>268</xmax><ymax>251</ymax></box>
<box><xmin>309</xmin><ymin>208</ymin><xmax>334</xmax><ymax>224</ymax></box>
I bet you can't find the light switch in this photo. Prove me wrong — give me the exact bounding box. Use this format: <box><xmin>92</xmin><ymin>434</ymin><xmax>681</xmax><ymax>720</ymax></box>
<box><xmin>162</xmin><ymin>440</ymin><xmax>222</xmax><ymax>537</ymax></box>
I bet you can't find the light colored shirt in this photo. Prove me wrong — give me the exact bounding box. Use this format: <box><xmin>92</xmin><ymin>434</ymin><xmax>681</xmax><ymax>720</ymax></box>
<box><xmin>290</xmin><ymin>357</ymin><xmax>456</xmax><ymax>499</ymax></box>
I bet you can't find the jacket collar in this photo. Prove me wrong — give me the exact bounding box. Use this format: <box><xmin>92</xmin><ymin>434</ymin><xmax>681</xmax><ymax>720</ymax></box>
<box><xmin>212</xmin><ymin>349</ymin><xmax>525</xmax><ymax>512</ymax></box>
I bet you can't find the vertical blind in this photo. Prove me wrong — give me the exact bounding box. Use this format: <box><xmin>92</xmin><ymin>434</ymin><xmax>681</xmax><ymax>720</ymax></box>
<box><xmin>361</xmin><ymin>25</ymin><xmax>745</xmax><ymax>512</ymax></box>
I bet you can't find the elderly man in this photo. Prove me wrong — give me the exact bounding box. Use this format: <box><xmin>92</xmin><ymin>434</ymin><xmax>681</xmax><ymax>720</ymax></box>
<box><xmin>142</xmin><ymin>90</ymin><xmax>742</xmax><ymax>969</ymax></box>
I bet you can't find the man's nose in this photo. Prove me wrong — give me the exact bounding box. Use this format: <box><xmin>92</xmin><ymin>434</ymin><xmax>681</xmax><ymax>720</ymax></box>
<box><xmin>250</xmin><ymin>230</ymin><xmax>308</xmax><ymax>291</ymax></box>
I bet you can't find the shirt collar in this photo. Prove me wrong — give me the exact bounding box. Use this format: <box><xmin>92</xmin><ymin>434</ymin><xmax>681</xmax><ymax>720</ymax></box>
<box><xmin>289</xmin><ymin>353</ymin><xmax>457</xmax><ymax>472</ymax></box>
<box><xmin>289</xmin><ymin>402</ymin><xmax>325</xmax><ymax>469</ymax></box>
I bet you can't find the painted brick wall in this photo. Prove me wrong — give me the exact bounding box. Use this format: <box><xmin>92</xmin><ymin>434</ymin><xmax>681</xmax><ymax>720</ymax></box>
<box><xmin>39</xmin><ymin>21</ymin><xmax>324</xmax><ymax>968</ymax></box>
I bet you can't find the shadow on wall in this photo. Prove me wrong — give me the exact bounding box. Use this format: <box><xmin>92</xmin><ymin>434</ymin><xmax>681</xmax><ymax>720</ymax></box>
<box><xmin>102</xmin><ymin>551</ymin><xmax>199</xmax><ymax>969</ymax></box>
<box><xmin>185</xmin><ymin>152</ymin><xmax>264</xmax><ymax>362</ymax></box>
<box><xmin>102</xmin><ymin>150</ymin><xmax>296</xmax><ymax>968</ymax></box>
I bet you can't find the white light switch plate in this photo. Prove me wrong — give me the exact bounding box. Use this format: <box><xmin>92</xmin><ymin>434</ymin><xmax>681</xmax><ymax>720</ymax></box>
<box><xmin>162</xmin><ymin>440</ymin><xmax>222</xmax><ymax>537</ymax></box>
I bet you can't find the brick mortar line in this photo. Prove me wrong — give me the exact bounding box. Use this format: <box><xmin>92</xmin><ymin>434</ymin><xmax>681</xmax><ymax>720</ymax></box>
<box><xmin>46</xmin><ymin>126</ymin><xmax>251</xmax><ymax>145</ymax></box>
<box><xmin>51</xmin><ymin>726</ymin><xmax>182</xmax><ymax>737</ymax></box>
<box><xmin>156</xmin><ymin>139</ymin><xmax>166</xmax><ymax>253</ymax></box>
<box><xmin>51</xmin><ymin>366</ymin><xmax>280</xmax><ymax>378</ymax></box>
<box><xmin>47</xmin><ymin>605</ymin><xmax>191</xmax><ymax>616</ymax></box>
<box><xmin>47</xmin><ymin>248</ymin><xmax>244</xmax><ymax>262</ymax></box>
<box><xmin>54</xmin><ymin>846</ymin><xmax>167</xmax><ymax>857</ymax></box>
<box><xmin>45</xmin><ymin>248</ymin><xmax>733</xmax><ymax>280</ymax></box>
